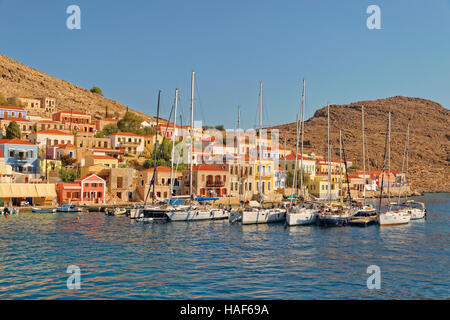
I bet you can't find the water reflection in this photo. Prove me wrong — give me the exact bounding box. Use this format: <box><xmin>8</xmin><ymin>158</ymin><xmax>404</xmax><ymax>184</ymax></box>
<box><xmin>0</xmin><ymin>194</ymin><xmax>448</xmax><ymax>299</ymax></box>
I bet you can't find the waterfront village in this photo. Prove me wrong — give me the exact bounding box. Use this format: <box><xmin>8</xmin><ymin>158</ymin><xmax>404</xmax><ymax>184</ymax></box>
<box><xmin>0</xmin><ymin>96</ymin><xmax>408</xmax><ymax>209</ymax></box>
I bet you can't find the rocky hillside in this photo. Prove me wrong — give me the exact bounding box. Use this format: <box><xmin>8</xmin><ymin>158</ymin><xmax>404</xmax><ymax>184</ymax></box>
<box><xmin>270</xmin><ymin>96</ymin><xmax>450</xmax><ymax>193</ymax></box>
<box><xmin>0</xmin><ymin>53</ymin><xmax>151</xmax><ymax>120</ymax></box>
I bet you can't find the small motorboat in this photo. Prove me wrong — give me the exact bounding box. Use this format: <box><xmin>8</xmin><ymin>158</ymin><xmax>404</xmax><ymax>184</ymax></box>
<box><xmin>56</xmin><ymin>204</ymin><xmax>82</xmax><ymax>213</ymax></box>
<box><xmin>32</xmin><ymin>207</ymin><xmax>56</xmax><ymax>214</ymax></box>
<box><xmin>1</xmin><ymin>207</ymin><xmax>19</xmax><ymax>215</ymax></box>
<box><xmin>105</xmin><ymin>207</ymin><xmax>127</xmax><ymax>216</ymax></box>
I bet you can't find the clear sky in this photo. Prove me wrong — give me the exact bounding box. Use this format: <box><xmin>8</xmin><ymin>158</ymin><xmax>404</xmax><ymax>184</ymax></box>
<box><xmin>1</xmin><ymin>0</ymin><xmax>449</xmax><ymax>129</ymax></box>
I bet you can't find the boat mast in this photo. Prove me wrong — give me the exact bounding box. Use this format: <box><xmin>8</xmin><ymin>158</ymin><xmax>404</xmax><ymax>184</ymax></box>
<box><xmin>237</xmin><ymin>106</ymin><xmax>242</xmax><ymax>204</ymax></box>
<box><xmin>169</xmin><ymin>88</ymin><xmax>178</xmax><ymax>202</ymax></box>
<box><xmin>189</xmin><ymin>71</ymin><xmax>195</xmax><ymax>203</ymax></box>
<box><xmin>404</xmin><ymin>123</ymin><xmax>410</xmax><ymax>204</ymax></box>
<box><xmin>387</xmin><ymin>112</ymin><xmax>391</xmax><ymax>210</ymax></box>
<box><xmin>398</xmin><ymin>123</ymin><xmax>409</xmax><ymax>205</ymax></box>
<box><xmin>292</xmin><ymin>112</ymin><xmax>299</xmax><ymax>195</ymax></box>
<box><xmin>362</xmin><ymin>105</ymin><xmax>366</xmax><ymax>205</ymax></box>
<box><xmin>339</xmin><ymin>129</ymin><xmax>343</xmax><ymax>204</ymax></box>
<box><xmin>299</xmin><ymin>79</ymin><xmax>305</xmax><ymax>200</ymax></box>
<box><xmin>259</xmin><ymin>81</ymin><xmax>263</xmax><ymax>204</ymax></box>
<box><xmin>327</xmin><ymin>103</ymin><xmax>331</xmax><ymax>204</ymax></box>
<box><xmin>152</xmin><ymin>90</ymin><xmax>161</xmax><ymax>204</ymax></box>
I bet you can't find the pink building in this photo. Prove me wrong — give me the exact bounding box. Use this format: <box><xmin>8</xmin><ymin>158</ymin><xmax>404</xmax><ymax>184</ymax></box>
<box><xmin>56</xmin><ymin>174</ymin><xmax>106</xmax><ymax>204</ymax></box>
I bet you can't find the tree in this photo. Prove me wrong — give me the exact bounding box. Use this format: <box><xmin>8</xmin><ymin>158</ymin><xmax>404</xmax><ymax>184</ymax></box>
<box><xmin>60</xmin><ymin>154</ymin><xmax>76</xmax><ymax>167</ymax></box>
<box><xmin>285</xmin><ymin>170</ymin><xmax>311</xmax><ymax>190</ymax></box>
<box><xmin>60</xmin><ymin>169</ymin><xmax>78</xmax><ymax>182</ymax></box>
<box><xmin>143</xmin><ymin>159</ymin><xmax>153</xmax><ymax>169</ymax></box>
<box><xmin>90</xmin><ymin>86</ymin><xmax>103</xmax><ymax>96</ymax></box>
<box><xmin>5</xmin><ymin>121</ymin><xmax>21</xmax><ymax>139</ymax></box>
<box><xmin>117</xmin><ymin>111</ymin><xmax>143</xmax><ymax>134</ymax></box>
<box><xmin>102</xmin><ymin>123</ymin><xmax>119</xmax><ymax>136</ymax></box>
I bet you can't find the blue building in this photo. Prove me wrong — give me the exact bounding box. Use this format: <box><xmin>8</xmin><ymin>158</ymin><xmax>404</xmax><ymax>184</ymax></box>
<box><xmin>0</xmin><ymin>106</ymin><xmax>27</xmax><ymax>119</ymax></box>
<box><xmin>0</xmin><ymin>138</ymin><xmax>39</xmax><ymax>175</ymax></box>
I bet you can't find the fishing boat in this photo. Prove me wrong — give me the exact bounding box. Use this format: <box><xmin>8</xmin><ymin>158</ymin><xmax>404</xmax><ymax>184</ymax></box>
<box><xmin>56</xmin><ymin>204</ymin><xmax>82</xmax><ymax>213</ymax></box>
<box><xmin>32</xmin><ymin>207</ymin><xmax>56</xmax><ymax>213</ymax></box>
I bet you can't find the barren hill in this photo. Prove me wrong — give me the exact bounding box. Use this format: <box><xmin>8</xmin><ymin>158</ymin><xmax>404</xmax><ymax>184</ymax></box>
<box><xmin>270</xmin><ymin>96</ymin><xmax>450</xmax><ymax>193</ymax></box>
<box><xmin>0</xmin><ymin>53</ymin><xmax>151</xmax><ymax>120</ymax></box>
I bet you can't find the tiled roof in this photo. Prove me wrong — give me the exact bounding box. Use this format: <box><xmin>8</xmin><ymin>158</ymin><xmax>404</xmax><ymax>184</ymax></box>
<box><xmin>88</xmin><ymin>155</ymin><xmax>116</xmax><ymax>160</ymax></box>
<box><xmin>37</xmin><ymin>129</ymin><xmax>73</xmax><ymax>136</ymax></box>
<box><xmin>0</xmin><ymin>138</ymin><xmax>35</xmax><ymax>145</ymax></box>
<box><xmin>0</xmin><ymin>105</ymin><xmax>25</xmax><ymax>111</ymax></box>
<box><xmin>141</xmin><ymin>165</ymin><xmax>175</xmax><ymax>173</ymax></box>
<box><xmin>0</xmin><ymin>117</ymin><xmax>31</xmax><ymax>122</ymax></box>
<box><xmin>192</xmin><ymin>164</ymin><xmax>227</xmax><ymax>172</ymax></box>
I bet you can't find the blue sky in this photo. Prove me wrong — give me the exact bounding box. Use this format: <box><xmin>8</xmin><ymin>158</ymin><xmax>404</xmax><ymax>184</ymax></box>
<box><xmin>0</xmin><ymin>0</ymin><xmax>449</xmax><ymax>129</ymax></box>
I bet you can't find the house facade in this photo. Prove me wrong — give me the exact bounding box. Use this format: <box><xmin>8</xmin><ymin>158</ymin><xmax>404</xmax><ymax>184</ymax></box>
<box><xmin>56</xmin><ymin>174</ymin><xmax>106</xmax><ymax>204</ymax></box>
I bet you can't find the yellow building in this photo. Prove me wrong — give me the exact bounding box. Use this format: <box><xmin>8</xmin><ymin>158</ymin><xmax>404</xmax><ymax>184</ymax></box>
<box><xmin>253</xmin><ymin>158</ymin><xmax>275</xmax><ymax>195</ymax></box>
<box><xmin>143</xmin><ymin>134</ymin><xmax>164</xmax><ymax>155</ymax></box>
<box><xmin>84</xmin><ymin>155</ymin><xmax>118</xmax><ymax>168</ymax></box>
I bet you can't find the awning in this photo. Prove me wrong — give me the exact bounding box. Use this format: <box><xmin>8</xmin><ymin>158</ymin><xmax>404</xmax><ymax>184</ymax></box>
<box><xmin>0</xmin><ymin>184</ymin><xmax>56</xmax><ymax>198</ymax></box>
<box><xmin>0</xmin><ymin>184</ymin><xmax>13</xmax><ymax>198</ymax></box>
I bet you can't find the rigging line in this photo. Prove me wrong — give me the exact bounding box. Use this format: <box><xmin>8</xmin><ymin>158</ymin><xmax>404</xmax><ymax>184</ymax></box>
<box><xmin>194</xmin><ymin>74</ymin><xmax>207</xmax><ymax>128</ymax></box>
<box><xmin>144</xmin><ymin>103</ymin><xmax>175</xmax><ymax>206</ymax></box>
<box><xmin>377</xmin><ymin>118</ymin><xmax>390</xmax><ymax>213</ymax></box>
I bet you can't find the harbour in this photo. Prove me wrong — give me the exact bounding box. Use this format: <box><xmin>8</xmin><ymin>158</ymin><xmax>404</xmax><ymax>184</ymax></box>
<box><xmin>0</xmin><ymin>193</ymin><xmax>448</xmax><ymax>299</ymax></box>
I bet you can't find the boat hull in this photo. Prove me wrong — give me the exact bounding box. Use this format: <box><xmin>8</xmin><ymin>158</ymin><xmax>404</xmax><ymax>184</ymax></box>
<box><xmin>166</xmin><ymin>209</ymin><xmax>229</xmax><ymax>221</ymax></box>
<box><xmin>378</xmin><ymin>211</ymin><xmax>411</xmax><ymax>226</ymax></box>
<box><xmin>286</xmin><ymin>209</ymin><xmax>318</xmax><ymax>226</ymax></box>
<box><xmin>32</xmin><ymin>208</ymin><xmax>56</xmax><ymax>213</ymax></box>
<box><xmin>318</xmin><ymin>214</ymin><xmax>352</xmax><ymax>227</ymax></box>
<box><xmin>409</xmin><ymin>208</ymin><xmax>426</xmax><ymax>220</ymax></box>
<box><xmin>241</xmin><ymin>209</ymin><xmax>286</xmax><ymax>225</ymax></box>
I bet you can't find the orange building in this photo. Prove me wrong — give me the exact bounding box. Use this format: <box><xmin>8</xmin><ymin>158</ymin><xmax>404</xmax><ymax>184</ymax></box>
<box><xmin>56</xmin><ymin>174</ymin><xmax>106</xmax><ymax>204</ymax></box>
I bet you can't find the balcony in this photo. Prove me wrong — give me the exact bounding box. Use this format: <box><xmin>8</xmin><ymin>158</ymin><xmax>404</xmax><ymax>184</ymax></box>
<box><xmin>206</xmin><ymin>180</ymin><xmax>225</xmax><ymax>187</ymax></box>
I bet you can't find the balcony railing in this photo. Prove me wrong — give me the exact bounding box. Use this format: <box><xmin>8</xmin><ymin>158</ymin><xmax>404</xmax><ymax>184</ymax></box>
<box><xmin>206</xmin><ymin>180</ymin><xmax>225</xmax><ymax>187</ymax></box>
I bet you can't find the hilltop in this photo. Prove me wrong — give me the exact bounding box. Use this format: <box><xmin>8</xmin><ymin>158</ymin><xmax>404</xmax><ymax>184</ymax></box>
<box><xmin>0</xmin><ymin>53</ymin><xmax>152</xmax><ymax>121</ymax></box>
<box><xmin>270</xmin><ymin>96</ymin><xmax>450</xmax><ymax>193</ymax></box>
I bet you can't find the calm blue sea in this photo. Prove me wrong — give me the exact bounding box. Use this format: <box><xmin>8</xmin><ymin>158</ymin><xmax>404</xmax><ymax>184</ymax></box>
<box><xmin>0</xmin><ymin>193</ymin><xmax>448</xmax><ymax>299</ymax></box>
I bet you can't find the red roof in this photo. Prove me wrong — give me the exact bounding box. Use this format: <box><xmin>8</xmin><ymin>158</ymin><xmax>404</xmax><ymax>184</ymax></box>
<box><xmin>142</xmin><ymin>165</ymin><xmax>174</xmax><ymax>173</ymax></box>
<box><xmin>88</xmin><ymin>155</ymin><xmax>116</xmax><ymax>160</ymax></box>
<box><xmin>192</xmin><ymin>164</ymin><xmax>227</xmax><ymax>172</ymax></box>
<box><xmin>0</xmin><ymin>138</ymin><xmax>35</xmax><ymax>145</ymax></box>
<box><xmin>0</xmin><ymin>149</ymin><xmax>3</xmax><ymax>158</ymax></box>
<box><xmin>0</xmin><ymin>117</ymin><xmax>31</xmax><ymax>122</ymax></box>
<box><xmin>37</xmin><ymin>129</ymin><xmax>73</xmax><ymax>136</ymax></box>
<box><xmin>75</xmin><ymin>174</ymin><xmax>105</xmax><ymax>182</ymax></box>
<box><xmin>108</xmin><ymin>132</ymin><xmax>142</xmax><ymax>137</ymax></box>
<box><xmin>101</xmin><ymin>118</ymin><xmax>118</xmax><ymax>122</ymax></box>
<box><xmin>280</xmin><ymin>154</ymin><xmax>315</xmax><ymax>161</ymax></box>
<box><xmin>54</xmin><ymin>110</ymin><xmax>90</xmax><ymax>116</ymax></box>
<box><xmin>0</xmin><ymin>105</ymin><xmax>25</xmax><ymax>111</ymax></box>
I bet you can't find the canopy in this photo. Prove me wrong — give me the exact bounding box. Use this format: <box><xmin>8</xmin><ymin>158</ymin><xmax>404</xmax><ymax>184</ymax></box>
<box><xmin>0</xmin><ymin>183</ymin><xmax>56</xmax><ymax>198</ymax></box>
<box><xmin>195</xmin><ymin>197</ymin><xmax>219</xmax><ymax>202</ymax></box>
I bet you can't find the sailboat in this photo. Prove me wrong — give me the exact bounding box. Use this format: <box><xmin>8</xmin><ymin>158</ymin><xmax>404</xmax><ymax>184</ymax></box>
<box><xmin>353</xmin><ymin>105</ymin><xmax>376</xmax><ymax>217</ymax></box>
<box><xmin>378</xmin><ymin>112</ymin><xmax>411</xmax><ymax>226</ymax></box>
<box><xmin>395</xmin><ymin>124</ymin><xmax>426</xmax><ymax>220</ymax></box>
<box><xmin>317</xmin><ymin>104</ymin><xmax>354</xmax><ymax>227</ymax></box>
<box><xmin>286</xmin><ymin>79</ymin><xmax>320</xmax><ymax>226</ymax></box>
<box><xmin>241</xmin><ymin>81</ymin><xmax>286</xmax><ymax>225</ymax></box>
<box><xmin>165</xmin><ymin>71</ymin><xmax>229</xmax><ymax>222</ymax></box>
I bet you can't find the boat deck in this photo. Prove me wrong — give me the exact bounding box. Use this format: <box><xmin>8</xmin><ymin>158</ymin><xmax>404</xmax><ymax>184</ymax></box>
<box><xmin>349</xmin><ymin>216</ymin><xmax>377</xmax><ymax>227</ymax></box>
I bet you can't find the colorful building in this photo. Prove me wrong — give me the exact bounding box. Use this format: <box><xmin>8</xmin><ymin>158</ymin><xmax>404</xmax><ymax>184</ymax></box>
<box><xmin>56</xmin><ymin>174</ymin><xmax>106</xmax><ymax>204</ymax></box>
